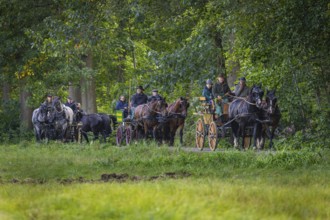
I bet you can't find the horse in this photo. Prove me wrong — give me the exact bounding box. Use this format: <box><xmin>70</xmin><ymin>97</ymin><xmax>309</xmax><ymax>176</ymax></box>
<box><xmin>134</xmin><ymin>99</ymin><xmax>168</xmax><ymax>142</ymax></box>
<box><xmin>98</xmin><ymin>113</ymin><xmax>112</xmax><ymax>140</ymax></box>
<box><xmin>228</xmin><ymin>85</ymin><xmax>264</xmax><ymax>150</ymax></box>
<box><xmin>49</xmin><ymin>97</ymin><xmax>74</xmax><ymax>141</ymax></box>
<box><xmin>75</xmin><ymin>111</ymin><xmax>107</xmax><ymax>143</ymax></box>
<box><xmin>164</xmin><ymin>97</ymin><xmax>190</xmax><ymax>146</ymax></box>
<box><xmin>259</xmin><ymin>90</ymin><xmax>281</xmax><ymax>149</ymax></box>
<box><xmin>32</xmin><ymin>104</ymin><xmax>49</xmax><ymax>141</ymax></box>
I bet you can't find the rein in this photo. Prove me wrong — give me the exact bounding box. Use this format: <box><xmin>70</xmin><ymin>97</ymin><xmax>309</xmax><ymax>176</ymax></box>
<box><xmin>227</xmin><ymin>94</ymin><xmax>257</xmax><ymax>106</ymax></box>
<box><xmin>145</xmin><ymin>101</ymin><xmax>166</xmax><ymax>115</ymax></box>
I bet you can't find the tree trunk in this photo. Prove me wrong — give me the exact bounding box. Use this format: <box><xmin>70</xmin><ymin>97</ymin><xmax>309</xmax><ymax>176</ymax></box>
<box><xmin>81</xmin><ymin>53</ymin><xmax>97</xmax><ymax>114</ymax></box>
<box><xmin>226</xmin><ymin>31</ymin><xmax>239</xmax><ymax>88</ymax></box>
<box><xmin>68</xmin><ymin>82</ymin><xmax>81</xmax><ymax>103</ymax></box>
<box><xmin>19</xmin><ymin>81</ymin><xmax>33</xmax><ymax>130</ymax></box>
<box><xmin>2</xmin><ymin>81</ymin><xmax>10</xmax><ymax>103</ymax></box>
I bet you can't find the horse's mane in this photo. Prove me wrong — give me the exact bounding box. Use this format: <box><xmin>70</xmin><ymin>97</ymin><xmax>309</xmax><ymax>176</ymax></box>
<box><xmin>167</xmin><ymin>98</ymin><xmax>181</xmax><ymax>112</ymax></box>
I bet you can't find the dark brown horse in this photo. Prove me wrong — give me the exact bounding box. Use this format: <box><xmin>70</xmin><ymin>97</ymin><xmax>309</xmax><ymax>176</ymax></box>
<box><xmin>134</xmin><ymin>99</ymin><xmax>168</xmax><ymax>141</ymax></box>
<box><xmin>229</xmin><ymin>85</ymin><xmax>264</xmax><ymax>150</ymax></box>
<box><xmin>164</xmin><ymin>97</ymin><xmax>190</xmax><ymax>146</ymax></box>
<box><xmin>259</xmin><ymin>90</ymin><xmax>281</xmax><ymax>149</ymax></box>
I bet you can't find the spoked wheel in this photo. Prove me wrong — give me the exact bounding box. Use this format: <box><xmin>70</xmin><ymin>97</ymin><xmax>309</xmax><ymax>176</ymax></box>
<box><xmin>116</xmin><ymin>125</ymin><xmax>125</xmax><ymax>146</ymax></box>
<box><xmin>196</xmin><ymin>118</ymin><xmax>206</xmax><ymax>150</ymax></box>
<box><xmin>125</xmin><ymin>126</ymin><xmax>132</xmax><ymax>145</ymax></box>
<box><xmin>208</xmin><ymin>121</ymin><xmax>218</xmax><ymax>151</ymax></box>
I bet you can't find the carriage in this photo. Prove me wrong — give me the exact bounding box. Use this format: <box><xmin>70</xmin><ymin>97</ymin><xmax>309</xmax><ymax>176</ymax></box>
<box><xmin>115</xmin><ymin>110</ymin><xmax>138</xmax><ymax>146</ymax></box>
<box><xmin>195</xmin><ymin>96</ymin><xmax>256</xmax><ymax>151</ymax></box>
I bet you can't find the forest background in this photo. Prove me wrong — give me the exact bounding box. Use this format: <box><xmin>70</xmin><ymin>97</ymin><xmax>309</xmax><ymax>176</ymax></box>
<box><xmin>0</xmin><ymin>0</ymin><xmax>329</xmax><ymax>146</ymax></box>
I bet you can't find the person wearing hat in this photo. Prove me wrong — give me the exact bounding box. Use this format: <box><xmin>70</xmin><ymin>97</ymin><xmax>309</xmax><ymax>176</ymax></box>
<box><xmin>234</xmin><ymin>77</ymin><xmax>250</xmax><ymax>97</ymax></box>
<box><xmin>212</xmin><ymin>75</ymin><xmax>231</xmax><ymax>119</ymax></box>
<box><xmin>202</xmin><ymin>79</ymin><xmax>214</xmax><ymax>103</ymax></box>
<box><xmin>129</xmin><ymin>86</ymin><xmax>148</xmax><ymax>119</ymax></box>
<box><xmin>65</xmin><ymin>96</ymin><xmax>77</xmax><ymax>112</ymax></box>
<box><xmin>148</xmin><ymin>89</ymin><xmax>164</xmax><ymax>102</ymax></box>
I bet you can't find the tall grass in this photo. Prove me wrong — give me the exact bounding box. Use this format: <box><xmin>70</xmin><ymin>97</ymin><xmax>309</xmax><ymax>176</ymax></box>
<box><xmin>0</xmin><ymin>143</ymin><xmax>329</xmax><ymax>219</ymax></box>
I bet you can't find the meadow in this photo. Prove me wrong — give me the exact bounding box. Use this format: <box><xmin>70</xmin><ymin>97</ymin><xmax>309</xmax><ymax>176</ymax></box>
<box><xmin>0</xmin><ymin>142</ymin><xmax>329</xmax><ymax>219</ymax></box>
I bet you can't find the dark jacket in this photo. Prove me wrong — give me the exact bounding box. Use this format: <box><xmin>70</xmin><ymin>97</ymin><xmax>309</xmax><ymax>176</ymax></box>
<box><xmin>65</xmin><ymin>101</ymin><xmax>77</xmax><ymax>112</ymax></box>
<box><xmin>234</xmin><ymin>84</ymin><xmax>250</xmax><ymax>97</ymax></box>
<box><xmin>212</xmin><ymin>82</ymin><xmax>231</xmax><ymax>98</ymax></box>
<box><xmin>202</xmin><ymin>86</ymin><xmax>214</xmax><ymax>102</ymax></box>
<box><xmin>131</xmin><ymin>93</ymin><xmax>148</xmax><ymax>107</ymax></box>
<box><xmin>148</xmin><ymin>94</ymin><xmax>164</xmax><ymax>102</ymax></box>
<box><xmin>115</xmin><ymin>100</ymin><xmax>128</xmax><ymax>110</ymax></box>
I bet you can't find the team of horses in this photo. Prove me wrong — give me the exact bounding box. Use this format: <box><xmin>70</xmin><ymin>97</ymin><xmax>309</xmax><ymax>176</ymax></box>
<box><xmin>32</xmin><ymin>88</ymin><xmax>280</xmax><ymax>150</ymax></box>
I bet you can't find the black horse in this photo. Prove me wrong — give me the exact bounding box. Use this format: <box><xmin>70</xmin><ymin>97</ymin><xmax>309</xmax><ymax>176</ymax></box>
<box><xmin>260</xmin><ymin>90</ymin><xmax>281</xmax><ymax>149</ymax></box>
<box><xmin>229</xmin><ymin>85</ymin><xmax>264</xmax><ymax>150</ymax></box>
<box><xmin>98</xmin><ymin>113</ymin><xmax>112</xmax><ymax>140</ymax></box>
<box><xmin>75</xmin><ymin>112</ymin><xmax>108</xmax><ymax>143</ymax></box>
<box><xmin>32</xmin><ymin>104</ymin><xmax>49</xmax><ymax>141</ymax></box>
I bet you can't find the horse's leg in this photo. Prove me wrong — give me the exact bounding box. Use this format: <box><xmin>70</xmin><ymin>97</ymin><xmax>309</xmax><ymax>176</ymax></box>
<box><xmin>81</xmin><ymin>130</ymin><xmax>89</xmax><ymax>143</ymax></box>
<box><xmin>269</xmin><ymin>124</ymin><xmax>277</xmax><ymax>150</ymax></box>
<box><xmin>252</xmin><ymin>122</ymin><xmax>259</xmax><ymax>150</ymax></box>
<box><xmin>34</xmin><ymin>126</ymin><xmax>40</xmax><ymax>141</ymax></box>
<box><xmin>232</xmin><ymin>122</ymin><xmax>239</xmax><ymax>148</ymax></box>
<box><xmin>240</xmin><ymin>123</ymin><xmax>245</xmax><ymax>150</ymax></box>
<box><xmin>179</xmin><ymin>123</ymin><xmax>184</xmax><ymax>146</ymax></box>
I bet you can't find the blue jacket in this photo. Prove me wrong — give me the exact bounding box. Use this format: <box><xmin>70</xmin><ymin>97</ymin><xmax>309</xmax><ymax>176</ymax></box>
<box><xmin>202</xmin><ymin>86</ymin><xmax>214</xmax><ymax>102</ymax></box>
<box><xmin>115</xmin><ymin>100</ymin><xmax>128</xmax><ymax>110</ymax></box>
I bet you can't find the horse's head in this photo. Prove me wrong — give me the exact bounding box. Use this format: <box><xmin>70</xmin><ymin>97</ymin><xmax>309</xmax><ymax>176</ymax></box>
<box><xmin>179</xmin><ymin>97</ymin><xmax>190</xmax><ymax>117</ymax></box>
<box><xmin>250</xmin><ymin>85</ymin><xmax>264</xmax><ymax>108</ymax></box>
<box><xmin>38</xmin><ymin>104</ymin><xmax>49</xmax><ymax>123</ymax></box>
<box><xmin>266</xmin><ymin>90</ymin><xmax>277</xmax><ymax>114</ymax></box>
<box><xmin>75</xmin><ymin>111</ymin><xmax>84</xmax><ymax>122</ymax></box>
<box><xmin>52</xmin><ymin>97</ymin><xmax>63</xmax><ymax>112</ymax></box>
<box><xmin>150</xmin><ymin>99</ymin><xmax>168</xmax><ymax>117</ymax></box>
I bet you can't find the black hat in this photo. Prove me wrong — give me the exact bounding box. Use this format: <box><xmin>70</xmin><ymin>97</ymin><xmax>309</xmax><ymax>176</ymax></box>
<box><xmin>136</xmin><ymin>86</ymin><xmax>144</xmax><ymax>91</ymax></box>
<box><xmin>47</xmin><ymin>94</ymin><xmax>53</xmax><ymax>97</ymax></box>
<box><xmin>152</xmin><ymin>89</ymin><xmax>158</xmax><ymax>92</ymax></box>
<box><xmin>67</xmin><ymin>96</ymin><xmax>73</xmax><ymax>100</ymax></box>
<box><xmin>239</xmin><ymin>77</ymin><xmax>246</xmax><ymax>81</ymax></box>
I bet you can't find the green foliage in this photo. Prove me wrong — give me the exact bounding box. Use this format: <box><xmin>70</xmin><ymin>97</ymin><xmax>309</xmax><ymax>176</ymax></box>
<box><xmin>0</xmin><ymin>143</ymin><xmax>329</xmax><ymax>219</ymax></box>
<box><xmin>0</xmin><ymin>0</ymin><xmax>329</xmax><ymax>143</ymax></box>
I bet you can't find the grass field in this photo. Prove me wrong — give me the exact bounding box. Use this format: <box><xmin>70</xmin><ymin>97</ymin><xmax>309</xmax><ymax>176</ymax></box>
<box><xmin>0</xmin><ymin>142</ymin><xmax>329</xmax><ymax>219</ymax></box>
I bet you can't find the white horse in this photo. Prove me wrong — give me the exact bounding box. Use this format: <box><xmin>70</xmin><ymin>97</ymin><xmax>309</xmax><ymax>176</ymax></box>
<box><xmin>32</xmin><ymin>104</ymin><xmax>49</xmax><ymax>141</ymax></box>
<box><xmin>51</xmin><ymin>97</ymin><xmax>74</xmax><ymax>141</ymax></box>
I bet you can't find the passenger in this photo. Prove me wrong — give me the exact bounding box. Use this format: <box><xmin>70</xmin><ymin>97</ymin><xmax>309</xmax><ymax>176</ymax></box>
<box><xmin>202</xmin><ymin>79</ymin><xmax>215</xmax><ymax>112</ymax></box>
<box><xmin>129</xmin><ymin>86</ymin><xmax>148</xmax><ymax>119</ymax></box>
<box><xmin>75</xmin><ymin>102</ymin><xmax>85</xmax><ymax>114</ymax></box>
<box><xmin>148</xmin><ymin>89</ymin><xmax>164</xmax><ymax>102</ymax></box>
<box><xmin>115</xmin><ymin>95</ymin><xmax>129</xmax><ymax>118</ymax></box>
<box><xmin>115</xmin><ymin>95</ymin><xmax>128</xmax><ymax>110</ymax></box>
<box><xmin>202</xmin><ymin>79</ymin><xmax>214</xmax><ymax>103</ymax></box>
<box><xmin>212</xmin><ymin>74</ymin><xmax>231</xmax><ymax>119</ymax></box>
<box><xmin>234</xmin><ymin>77</ymin><xmax>250</xmax><ymax>98</ymax></box>
<box><xmin>65</xmin><ymin>97</ymin><xmax>77</xmax><ymax>112</ymax></box>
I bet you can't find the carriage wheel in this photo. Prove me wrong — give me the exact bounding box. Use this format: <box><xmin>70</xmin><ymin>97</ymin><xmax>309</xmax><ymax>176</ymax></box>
<box><xmin>116</xmin><ymin>125</ymin><xmax>124</xmax><ymax>146</ymax></box>
<box><xmin>196</xmin><ymin>119</ymin><xmax>206</xmax><ymax>150</ymax></box>
<box><xmin>125</xmin><ymin>126</ymin><xmax>132</xmax><ymax>145</ymax></box>
<box><xmin>208</xmin><ymin>121</ymin><xmax>218</xmax><ymax>151</ymax></box>
<box><xmin>77</xmin><ymin>127</ymin><xmax>82</xmax><ymax>143</ymax></box>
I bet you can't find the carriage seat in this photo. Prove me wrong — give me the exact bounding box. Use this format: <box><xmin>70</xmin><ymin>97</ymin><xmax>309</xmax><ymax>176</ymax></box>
<box><xmin>199</xmin><ymin>97</ymin><xmax>211</xmax><ymax>106</ymax></box>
